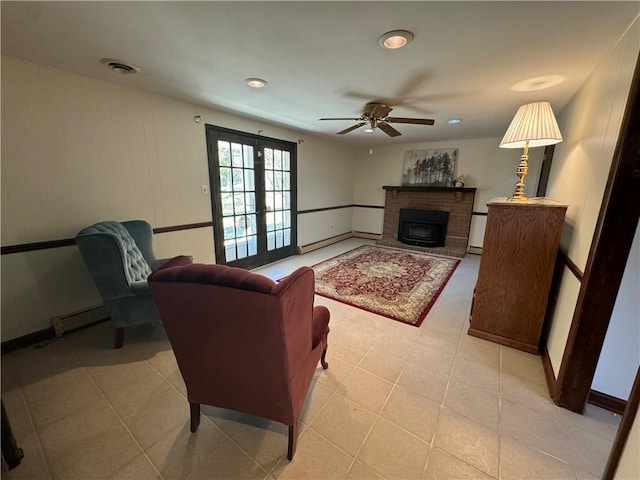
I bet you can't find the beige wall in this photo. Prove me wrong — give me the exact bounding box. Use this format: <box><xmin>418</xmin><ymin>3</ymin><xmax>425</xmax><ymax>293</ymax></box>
<box><xmin>544</xmin><ymin>18</ymin><xmax>639</xmax><ymax>375</ymax></box>
<box><xmin>350</xmin><ymin>137</ymin><xmax>544</xmax><ymax>246</ymax></box>
<box><xmin>0</xmin><ymin>56</ymin><xmax>355</xmax><ymax>341</ymax></box>
<box><xmin>295</xmin><ymin>137</ymin><xmax>355</xmax><ymax>246</ymax></box>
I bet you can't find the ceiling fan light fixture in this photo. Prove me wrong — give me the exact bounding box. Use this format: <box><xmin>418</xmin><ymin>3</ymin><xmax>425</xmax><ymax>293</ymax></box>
<box><xmin>378</xmin><ymin>30</ymin><xmax>414</xmax><ymax>49</ymax></box>
<box><xmin>245</xmin><ymin>78</ymin><xmax>267</xmax><ymax>88</ymax></box>
<box><xmin>363</xmin><ymin>128</ymin><xmax>374</xmax><ymax>133</ymax></box>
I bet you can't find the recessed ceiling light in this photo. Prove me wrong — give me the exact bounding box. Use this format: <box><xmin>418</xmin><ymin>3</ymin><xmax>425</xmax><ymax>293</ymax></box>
<box><xmin>378</xmin><ymin>30</ymin><xmax>414</xmax><ymax>49</ymax></box>
<box><xmin>510</xmin><ymin>75</ymin><xmax>567</xmax><ymax>92</ymax></box>
<box><xmin>100</xmin><ymin>58</ymin><xmax>140</xmax><ymax>74</ymax></box>
<box><xmin>245</xmin><ymin>78</ymin><xmax>267</xmax><ymax>88</ymax></box>
<box><xmin>447</xmin><ymin>118</ymin><xmax>462</xmax><ymax>125</ymax></box>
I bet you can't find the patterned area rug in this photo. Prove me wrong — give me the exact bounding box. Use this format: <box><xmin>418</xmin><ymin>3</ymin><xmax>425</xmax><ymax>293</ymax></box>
<box><xmin>312</xmin><ymin>245</ymin><xmax>459</xmax><ymax>327</ymax></box>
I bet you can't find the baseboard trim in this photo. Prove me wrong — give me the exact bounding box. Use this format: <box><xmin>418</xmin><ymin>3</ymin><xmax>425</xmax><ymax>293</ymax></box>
<box><xmin>1</xmin><ymin>327</ymin><xmax>56</xmax><ymax>355</ymax></box>
<box><xmin>2</xmin><ymin>317</ymin><xmax>111</xmax><ymax>355</ymax></box>
<box><xmin>588</xmin><ymin>390</ymin><xmax>627</xmax><ymax>415</ymax></box>
<box><xmin>298</xmin><ymin>232</ymin><xmax>354</xmax><ymax>254</ymax></box>
<box><xmin>468</xmin><ymin>246</ymin><xmax>482</xmax><ymax>255</ymax></box>
<box><xmin>541</xmin><ymin>345</ymin><xmax>558</xmax><ymax>401</ymax></box>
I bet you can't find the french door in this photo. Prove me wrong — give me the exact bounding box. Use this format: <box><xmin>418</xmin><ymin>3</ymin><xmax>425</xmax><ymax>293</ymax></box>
<box><xmin>205</xmin><ymin>125</ymin><xmax>297</xmax><ymax>269</ymax></box>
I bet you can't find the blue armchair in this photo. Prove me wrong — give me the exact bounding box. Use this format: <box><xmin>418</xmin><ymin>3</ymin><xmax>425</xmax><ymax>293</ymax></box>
<box><xmin>75</xmin><ymin>220</ymin><xmax>173</xmax><ymax>348</ymax></box>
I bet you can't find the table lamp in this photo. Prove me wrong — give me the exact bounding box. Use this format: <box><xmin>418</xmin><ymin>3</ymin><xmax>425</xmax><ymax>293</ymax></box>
<box><xmin>499</xmin><ymin>101</ymin><xmax>563</xmax><ymax>202</ymax></box>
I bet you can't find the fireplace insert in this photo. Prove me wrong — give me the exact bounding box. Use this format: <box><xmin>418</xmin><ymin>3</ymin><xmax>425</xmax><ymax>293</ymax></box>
<box><xmin>398</xmin><ymin>209</ymin><xmax>448</xmax><ymax>247</ymax></box>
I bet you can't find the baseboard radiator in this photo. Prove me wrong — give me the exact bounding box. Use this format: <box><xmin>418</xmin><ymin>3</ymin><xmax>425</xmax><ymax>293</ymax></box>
<box><xmin>298</xmin><ymin>232</ymin><xmax>354</xmax><ymax>254</ymax></box>
<box><xmin>51</xmin><ymin>305</ymin><xmax>110</xmax><ymax>337</ymax></box>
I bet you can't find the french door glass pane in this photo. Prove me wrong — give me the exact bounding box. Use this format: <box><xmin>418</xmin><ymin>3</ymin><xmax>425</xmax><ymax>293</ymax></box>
<box><xmin>244</xmin><ymin>170</ymin><xmax>255</xmax><ymax>191</ymax></box>
<box><xmin>245</xmin><ymin>192</ymin><xmax>255</xmax><ymax>213</ymax></box>
<box><xmin>219</xmin><ymin>143</ymin><xmax>231</xmax><ymax>166</ymax></box>
<box><xmin>265</xmin><ymin>192</ymin><xmax>274</xmax><ymax>212</ymax></box>
<box><xmin>223</xmin><ymin>217</ymin><xmax>235</xmax><ymax>239</ymax></box>
<box><xmin>232</xmin><ymin>169</ymin><xmax>244</xmax><ymax>190</ymax></box>
<box><xmin>237</xmin><ymin>239</ymin><xmax>248</xmax><ymax>258</ymax></box>
<box><xmin>232</xmin><ymin>144</ymin><xmax>243</xmax><ymax>167</ymax></box>
<box><xmin>248</xmin><ymin>235</ymin><xmax>257</xmax><ymax>256</ymax></box>
<box><xmin>224</xmin><ymin>240</ymin><xmax>236</xmax><ymax>261</ymax></box>
<box><xmin>220</xmin><ymin>167</ymin><xmax>232</xmax><ymax>191</ymax></box>
<box><xmin>243</xmin><ymin>146</ymin><xmax>253</xmax><ymax>168</ymax></box>
<box><xmin>221</xmin><ymin>193</ymin><xmax>234</xmax><ymax>215</ymax></box>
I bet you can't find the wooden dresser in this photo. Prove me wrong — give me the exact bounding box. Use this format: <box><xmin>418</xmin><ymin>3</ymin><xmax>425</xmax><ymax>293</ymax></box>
<box><xmin>468</xmin><ymin>198</ymin><xmax>568</xmax><ymax>354</ymax></box>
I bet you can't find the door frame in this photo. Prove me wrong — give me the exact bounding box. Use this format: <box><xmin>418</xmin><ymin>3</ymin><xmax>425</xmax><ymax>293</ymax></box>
<box><xmin>205</xmin><ymin>124</ymin><xmax>298</xmax><ymax>269</ymax></box>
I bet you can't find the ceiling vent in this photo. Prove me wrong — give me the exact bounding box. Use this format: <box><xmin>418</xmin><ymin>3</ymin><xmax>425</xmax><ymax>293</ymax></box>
<box><xmin>100</xmin><ymin>58</ymin><xmax>140</xmax><ymax>74</ymax></box>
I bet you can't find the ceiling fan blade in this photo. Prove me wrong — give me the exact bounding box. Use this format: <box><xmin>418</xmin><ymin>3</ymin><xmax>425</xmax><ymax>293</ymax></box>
<box><xmin>392</xmin><ymin>103</ymin><xmax>435</xmax><ymax>115</ymax></box>
<box><xmin>319</xmin><ymin>117</ymin><xmax>362</xmax><ymax>121</ymax></box>
<box><xmin>386</xmin><ymin>117</ymin><xmax>435</xmax><ymax>125</ymax></box>
<box><xmin>378</xmin><ymin>122</ymin><xmax>402</xmax><ymax>137</ymax></box>
<box><xmin>337</xmin><ymin>122</ymin><xmax>366</xmax><ymax>135</ymax></box>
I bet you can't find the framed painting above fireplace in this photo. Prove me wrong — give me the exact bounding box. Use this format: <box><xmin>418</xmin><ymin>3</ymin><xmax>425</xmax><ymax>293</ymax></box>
<box><xmin>402</xmin><ymin>148</ymin><xmax>458</xmax><ymax>187</ymax></box>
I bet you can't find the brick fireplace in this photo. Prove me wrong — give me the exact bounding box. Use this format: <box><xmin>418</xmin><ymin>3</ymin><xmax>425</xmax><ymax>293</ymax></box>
<box><xmin>378</xmin><ymin>186</ymin><xmax>477</xmax><ymax>258</ymax></box>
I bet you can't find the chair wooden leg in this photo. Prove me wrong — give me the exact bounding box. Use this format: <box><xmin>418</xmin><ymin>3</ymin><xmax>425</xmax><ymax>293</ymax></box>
<box><xmin>287</xmin><ymin>423</ymin><xmax>298</xmax><ymax>460</ymax></box>
<box><xmin>114</xmin><ymin>327</ymin><xmax>124</xmax><ymax>349</ymax></box>
<box><xmin>321</xmin><ymin>345</ymin><xmax>329</xmax><ymax>370</ymax></box>
<box><xmin>321</xmin><ymin>328</ymin><xmax>329</xmax><ymax>370</ymax></box>
<box><xmin>190</xmin><ymin>403</ymin><xmax>201</xmax><ymax>433</ymax></box>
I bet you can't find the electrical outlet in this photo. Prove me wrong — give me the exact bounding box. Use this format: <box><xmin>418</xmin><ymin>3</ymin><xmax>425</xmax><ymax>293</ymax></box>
<box><xmin>201</xmin><ymin>184</ymin><xmax>209</xmax><ymax>195</ymax></box>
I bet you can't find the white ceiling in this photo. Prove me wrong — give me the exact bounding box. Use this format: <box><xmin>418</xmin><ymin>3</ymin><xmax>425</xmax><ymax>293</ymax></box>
<box><xmin>2</xmin><ymin>1</ymin><xmax>638</xmax><ymax>146</ymax></box>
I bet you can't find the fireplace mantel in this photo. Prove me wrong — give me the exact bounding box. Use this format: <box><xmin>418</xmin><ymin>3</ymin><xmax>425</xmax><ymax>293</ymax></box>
<box><xmin>383</xmin><ymin>185</ymin><xmax>477</xmax><ymax>193</ymax></box>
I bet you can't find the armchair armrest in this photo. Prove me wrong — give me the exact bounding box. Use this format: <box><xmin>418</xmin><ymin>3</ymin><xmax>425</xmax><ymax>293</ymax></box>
<box><xmin>130</xmin><ymin>281</ymin><xmax>151</xmax><ymax>296</ymax></box>
<box><xmin>150</xmin><ymin>255</ymin><xmax>194</xmax><ymax>272</ymax></box>
<box><xmin>151</xmin><ymin>255</ymin><xmax>194</xmax><ymax>273</ymax></box>
<box><xmin>272</xmin><ymin>267</ymin><xmax>314</xmax><ymax>298</ymax></box>
<box><xmin>148</xmin><ymin>257</ymin><xmax>178</xmax><ymax>271</ymax></box>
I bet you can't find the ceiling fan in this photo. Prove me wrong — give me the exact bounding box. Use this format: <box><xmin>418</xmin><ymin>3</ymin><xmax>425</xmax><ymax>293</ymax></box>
<box><xmin>319</xmin><ymin>102</ymin><xmax>435</xmax><ymax>137</ymax></box>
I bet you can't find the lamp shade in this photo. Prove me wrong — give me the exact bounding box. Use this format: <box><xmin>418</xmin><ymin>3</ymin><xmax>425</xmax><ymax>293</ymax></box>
<box><xmin>499</xmin><ymin>101</ymin><xmax>563</xmax><ymax>149</ymax></box>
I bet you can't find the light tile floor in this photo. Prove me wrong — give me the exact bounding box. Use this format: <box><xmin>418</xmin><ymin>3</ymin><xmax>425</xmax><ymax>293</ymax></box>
<box><xmin>1</xmin><ymin>239</ymin><xmax>621</xmax><ymax>479</ymax></box>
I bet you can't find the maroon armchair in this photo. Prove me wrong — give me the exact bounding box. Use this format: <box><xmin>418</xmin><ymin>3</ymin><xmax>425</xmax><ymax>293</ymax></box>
<box><xmin>148</xmin><ymin>256</ymin><xmax>330</xmax><ymax>460</ymax></box>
